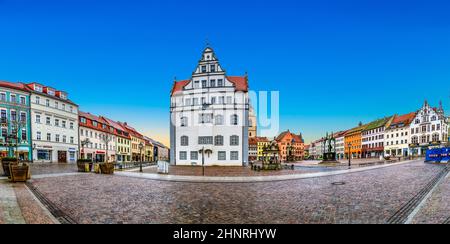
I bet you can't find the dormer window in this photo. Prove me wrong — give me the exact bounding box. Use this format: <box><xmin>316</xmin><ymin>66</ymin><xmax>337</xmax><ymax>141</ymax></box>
<box><xmin>92</xmin><ymin>121</ymin><xmax>98</xmax><ymax>127</ymax></box>
<box><xmin>47</xmin><ymin>89</ymin><xmax>55</xmax><ymax>96</ymax></box>
<box><xmin>34</xmin><ymin>85</ymin><xmax>43</xmax><ymax>92</ymax></box>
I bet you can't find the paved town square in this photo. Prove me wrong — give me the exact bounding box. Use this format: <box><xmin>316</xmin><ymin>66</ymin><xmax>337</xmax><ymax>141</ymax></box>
<box><xmin>1</xmin><ymin>160</ymin><xmax>449</xmax><ymax>224</ymax></box>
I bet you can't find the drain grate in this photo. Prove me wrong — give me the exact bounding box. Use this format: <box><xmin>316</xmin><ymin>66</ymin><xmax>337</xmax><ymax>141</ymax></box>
<box><xmin>331</xmin><ymin>182</ymin><xmax>346</xmax><ymax>186</ymax></box>
<box><xmin>26</xmin><ymin>182</ymin><xmax>77</xmax><ymax>224</ymax></box>
<box><xmin>387</xmin><ymin>165</ymin><xmax>450</xmax><ymax>224</ymax></box>
<box><xmin>444</xmin><ymin>217</ymin><xmax>450</xmax><ymax>224</ymax></box>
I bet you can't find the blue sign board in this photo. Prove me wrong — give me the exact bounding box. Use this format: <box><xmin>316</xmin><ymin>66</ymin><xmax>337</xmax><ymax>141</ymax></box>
<box><xmin>426</xmin><ymin>148</ymin><xmax>450</xmax><ymax>163</ymax></box>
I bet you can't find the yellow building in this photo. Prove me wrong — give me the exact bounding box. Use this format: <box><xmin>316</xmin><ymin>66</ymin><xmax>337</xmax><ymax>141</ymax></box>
<box><xmin>120</xmin><ymin>122</ymin><xmax>145</xmax><ymax>162</ymax></box>
<box><xmin>257</xmin><ymin>137</ymin><xmax>270</xmax><ymax>161</ymax></box>
<box><xmin>103</xmin><ymin>117</ymin><xmax>131</xmax><ymax>162</ymax></box>
<box><xmin>144</xmin><ymin>137</ymin><xmax>154</xmax><ymax>162</ymax></box>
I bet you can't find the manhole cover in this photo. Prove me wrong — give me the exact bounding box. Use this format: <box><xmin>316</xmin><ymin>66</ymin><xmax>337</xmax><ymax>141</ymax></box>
<box><xmin>331</xmin><ymin>182</ymin><xmax>346</xmax><ymax>186</ymax></box>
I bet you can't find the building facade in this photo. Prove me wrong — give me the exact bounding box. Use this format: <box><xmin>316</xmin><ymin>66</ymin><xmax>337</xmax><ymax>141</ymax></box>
<box><xmin>170</xmin><ymin>46</ymin><xmax>249</xmax><ymax>166</ymax></box>
<box><xmin>143</xmin><ymin>136</ymin><xmax>154</xmax><ymax>162</ymax></box>
<box><xmin>344</xmin><ymin>124</ymin><xmax>365</xmax><ymax>159</ymax></box>
<box><xmin>147</xmin><ymin>137</ymin><xmax>169</xmax><ymax>161</ymax></box>
<box><xmin>304</xmin><ymin>145</ymin><xmax>310</xmax><ymax>159</ymax></box>
<box><xmin>79</xmin><ymin>112</ymin><xmax>116</xmax><ymax>162</ymax></box>
<box><xmin>0</xmin><ymin>81</ymin><xmax>32</xmax><ymax>160</ymax></box>
<box><xmin>410</xmin><ymin>101</ymin><xmax>448</xmax><ymax>156</ymax></box>
<box><xmin>26</xmin><ymin>83</ymin><xmax>79</xmax><ymax>163</ymax></box>
<box><xmin>248</xmin><ymin>137</ymin><xmax>258</xmax><ymax>162</ymax></box>
<box><xmin>103</xmin><ymin>117</ymin><xmax>131</xmax><ymax>162</ymax></box>
<box><xmin>361</xmin><ymin>116</ymin><xmax>393</xmax><ymax>158</ymax></box>
<box><xmin>121</xmin><ymin>122</ymin><xmax>145</xmax><ymax>162</ymax></box>
<box><xmin>334</xmin><ymin>131</ymin><xmax>346</xmax><ymax>160</ymax></box>
<box><xmin>384</xmin><ymin>112</ymin><xmax>416</xmax><ymax>157</ymax></box>
<box><xmin>310</xmin><ymin>138</ymin><xmax>325</xmax><ymax>160</ymax></box>
<box><xmin>276</xmin><ymin>130</ymin><xmax>304</xmax><ymax>161</ymax></box>
<box><xmin>257</xmin><ymin>137</ymin><xmax>270</xmax><ymax>161</ymax></box>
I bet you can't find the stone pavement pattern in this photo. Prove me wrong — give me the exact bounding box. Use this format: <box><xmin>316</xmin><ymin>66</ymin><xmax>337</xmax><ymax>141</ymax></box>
<box><xmin>411</xmin><ymin>172</ymin><xmax>450</xmax><ymax>224</ymax></box>
<box><xmin>28</xmin><ymin>161</ymin><xmax>446</xmax><ymax>224</ymax></box>
<box><xmin>0</xmin><ymin>180</ymin><xmax>57</xmax><ymax>224</ymax></box>
<box><xmin>142</xmin><ymin>165</ymin><xmax>332</xmax><ymax>177</ymax></box>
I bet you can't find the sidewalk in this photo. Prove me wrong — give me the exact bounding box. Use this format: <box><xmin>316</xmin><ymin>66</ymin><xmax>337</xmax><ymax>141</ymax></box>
<box><xmin>0</xmin><ymin>179</ymin><xmax>58</xmax><ymax>224</ymax></box>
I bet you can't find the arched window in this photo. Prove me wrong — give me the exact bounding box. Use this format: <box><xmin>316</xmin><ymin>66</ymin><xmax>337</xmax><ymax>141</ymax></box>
<box><xmin>412</xmin><ymin>136</ymin><xmax>418</xmax><ymax>144</ymax></box>
<box><xmin>180</xmin><ymin>136</ymin><xmax>189</xmax><ymax>146</ymax></box>
<box><xmin>231</xmin><ymin>114</ymin><xmax>239</xmax><ymax>125</ymax></box>
<box><xmin>421</xmin><ymin>135</ymin><xmax>427</xmax><ymax>144</ymax></box>
<box><xmin>432</xmin><ymin>133</ymin><xmax>440</xmax><ymax>142</ymax></box>
<box><xmin>214</xmin><ymin>135</ymin><xmax>224</xmax><ymax>146</ymax></box>
<box><xmin>181</xmin><ymin>117</ymin><xmax>188</xmax><ymax>127</ymax></box>
<box><xmin>431</xmin><ymin>116</ymin><xmax>437</xmax><ymax>121</ymax></box>
<box><xmin>215</xmin><ymin>115</ymin><xmax>224</xmax><ymax>125</ymax></box>
<box><xmin>230</xmin><ymin>135</ymin><xmax>239</xmax><ymax>146</ymax></box>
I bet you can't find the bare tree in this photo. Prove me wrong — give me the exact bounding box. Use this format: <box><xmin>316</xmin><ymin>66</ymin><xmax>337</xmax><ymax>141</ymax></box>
<box><xmin>101</xmin><ymin>133</ymin><xmax>113</xmax><ymax>163</ymax></box>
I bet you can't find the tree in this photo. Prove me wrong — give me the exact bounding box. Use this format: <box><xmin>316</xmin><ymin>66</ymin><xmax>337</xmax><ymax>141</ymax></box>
<box><xmin>100</xmin><ymin>133</ymin><xmax>113</xmax><ymax>163</ymax></box>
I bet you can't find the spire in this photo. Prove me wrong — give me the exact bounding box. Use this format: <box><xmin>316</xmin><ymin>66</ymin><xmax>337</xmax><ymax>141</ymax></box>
<box><xmin>424</xmin><ymin>99</ymin><xmax>429</xmax><ymax>107</ymax></box>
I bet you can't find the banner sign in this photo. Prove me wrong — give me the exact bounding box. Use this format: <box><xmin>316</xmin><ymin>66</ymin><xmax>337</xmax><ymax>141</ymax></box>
<box><xmin>426</xmin><ymin>148</ymin><xmax>450</xmax><ymax>163</ymax></box>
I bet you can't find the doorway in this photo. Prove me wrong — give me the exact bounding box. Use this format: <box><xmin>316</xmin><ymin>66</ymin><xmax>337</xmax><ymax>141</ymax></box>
<box><xmin>58</xmin><ymin>151</ymin><xmax>67</xmax><ymax>163</ymax></box>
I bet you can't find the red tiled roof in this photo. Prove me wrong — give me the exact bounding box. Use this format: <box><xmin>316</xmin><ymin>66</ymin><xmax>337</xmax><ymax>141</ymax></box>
<box><xmin>102</xmin><ymin>117</ymin><xmax>131</xmax><ymax>139</ymax></box>
<box><xmin>249</xmin><ymin>137</ymin><xmax>258</xmax><ymax>145</ymax></box>
<box><xmin>170</xmin><ymin>76</ymin><xmax>249</xmax><ymax>96</ymax></box>
<box><xmin>22</xmin><ymin>82</ymin><xmax>78</xmax><ymax>106</ymax></box>
<box><xmin>256</xmin><ymin>137</ymin><xmax>269</xmax><ymax>142</ymax></box>
<box><xmin>0</xmin><ymin>81</ymin><xmax>28</xmax><ymax>92</ymax></box>
<box><xmin>79</xmin><ymin>111</ymin><xmax>112</xmax><ymax>134</ymax></box>
<box><xmin>119</xmin><ymin>122</ymin><xmax>143</xmax><ymax>139</ymax></box>
<box><xmin>170</xmin><ymin>80</ymin><xmax>190</xmax><ymax>96</ymax></box>
<box><xmin>276</xmin><ymin>131</ymin><xmax>304</xmax><ymax>143</ymax></box>
<box><xmin>227</xmin><ymin>76</ymin><xmax>249</xmax><ymax>92</ymax></box>
<box><xmin>391</xmin><ymin>112</ymin><xmax>416</xmax><ymax>126</ymax></box>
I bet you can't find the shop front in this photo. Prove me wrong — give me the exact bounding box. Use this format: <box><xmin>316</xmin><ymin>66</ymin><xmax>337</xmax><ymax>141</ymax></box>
<box><xmin>95</xmin><ymin>151</ymin><xmax>105</xmax><ymax>162</ymax></box>
<box><xmin>1</xmin><ymin>146</ymin><xmax>31</xmax><ymax>161</ymax></box>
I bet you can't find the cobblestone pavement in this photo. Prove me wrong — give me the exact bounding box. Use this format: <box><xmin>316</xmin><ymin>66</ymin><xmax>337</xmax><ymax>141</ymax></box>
<box><xmin>411</xmin><ymin>172</ymin><xmax>450</xmax><ymax>224</ymax></box>
<box><xmin>0</xmin><ymin>180</ymin><xmax>57</xmax><ymax>224</ymax></box>
<box><xmin>142</xmin><ymin>165</ymin><xmax>332</xmax><ymax>177</ymax></box>
<box><xmin>1</xmin><ymin>163</ymin><xmax>78</xmax><ymax>176</ymax></box>
<box><xmin>27</xmin><ymin>160</ymin><xmax>448</xmax><ymax>224</ymax></box>
<box><xmin>12</xmin><ymin>184</ymin><xmax>57</xmax><ymax>224</ymax></box>
<box><xmin>29</xmin><ymin>163</ymin><xmax>78</xmax><ymax>176</ymax></box>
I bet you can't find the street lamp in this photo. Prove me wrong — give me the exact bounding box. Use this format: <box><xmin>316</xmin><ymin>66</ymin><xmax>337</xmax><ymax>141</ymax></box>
<box><xmin>201</xmin><ymin>147</ymin><xmax>205</xmax><ymax>176</ymax></box>
<box><xmin>138</xmin><ymin>142</ymin><xmax>144</xmax><ymax>173</ymax></box>
<box><xmin>348</xmin><ymin>143</ymin><xmax>352</xmax><ymax>169</ymax></box>
<box><xmin>32</xmin><ymin>143</ymin><xmax>36</xmax><ymax>163</ymax></box>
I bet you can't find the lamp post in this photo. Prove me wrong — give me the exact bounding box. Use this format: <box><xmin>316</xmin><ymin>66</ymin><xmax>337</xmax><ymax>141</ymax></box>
<box><xmin>139</xmin><ymin>142</ymin><xmax>144</xmax><ymax>173</ymax></box>
<box><xmin>348</xmin><ymin>143</ymin><xmax>352</xmax><ymax>169</ymax></box>
<box><xmin>32</xmin><ymin>143</ymin><xmax>36</xmax><ymax>163</ymax></box>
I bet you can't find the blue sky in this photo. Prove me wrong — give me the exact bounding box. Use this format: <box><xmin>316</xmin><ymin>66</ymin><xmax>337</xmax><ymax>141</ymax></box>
<box><xmin>1</xmin><ymin>0</ymin><xmax>449</xmax><ymax>145</ymax></box>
